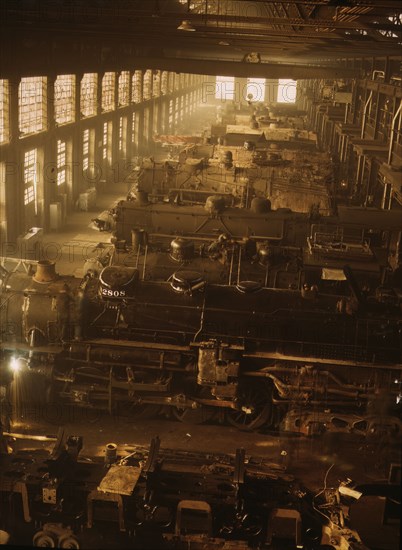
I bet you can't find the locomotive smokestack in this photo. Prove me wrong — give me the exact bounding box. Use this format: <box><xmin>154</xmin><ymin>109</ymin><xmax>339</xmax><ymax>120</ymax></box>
<box><xmin>33</xmin><ymin>260</ymin><xmax>58</xmax><ymax>283</ymax></box>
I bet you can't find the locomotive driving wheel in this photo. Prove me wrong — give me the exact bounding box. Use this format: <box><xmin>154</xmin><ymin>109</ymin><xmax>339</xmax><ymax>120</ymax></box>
<box><xmin>226</xmin><ymin>380</ymin><xmax>272</xmax><ymax>431</ymax></box>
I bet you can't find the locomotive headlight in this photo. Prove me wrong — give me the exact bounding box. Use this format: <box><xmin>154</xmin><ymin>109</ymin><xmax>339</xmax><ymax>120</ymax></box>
<box><xmin>10</xmin><ymin>357</ymin><xmax>22</xmax><ymax>373</ymax></box>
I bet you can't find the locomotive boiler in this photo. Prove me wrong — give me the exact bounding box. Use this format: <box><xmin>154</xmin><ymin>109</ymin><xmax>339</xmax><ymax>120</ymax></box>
<box><xmin>1</xmin><ymin>259</ymin><xmax>401</xmax><ymax>430</ymax></box>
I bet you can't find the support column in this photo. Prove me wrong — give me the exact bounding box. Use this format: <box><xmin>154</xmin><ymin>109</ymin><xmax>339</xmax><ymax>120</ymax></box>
<box><xmin>71</xmin><ymin>72</ymin><xmax>83</xmax><ymax>206</ymax></box>
<box><xmin>381</xmin><ymin>181</ymin><xmax>393</xmax><ymax>210</ymax></box>
<box><xmin>42</xmin><ymin>73</ymin><xmax>57</xmax><ymax>232</ymax></box>
<box><xmin>364</xmin><ymin>159</ymin><xmax>373</xmax><ymax>206</ymax></box>
<box><xmin>4</xmin><ymin>76</ymin><xmax>22</xmax><ymax>245</ymax></box>
<box><xmin>355</xmin><ymin>154</ymin><xmax>365</xmax><ymax>201</ymax></box>
<box><xmin>265</xmin><ymin>79</ymin><xmax>278</xmax><ymax>104</ymax></box>
<box><xmin>111</xmin><ymin>72</ymin><xmax>119</xmax><ymax>184</ymax></box>
<box><xmin>95</xmin><ymin>71</ymin><xmax>104</xmax><ymax>185</ymax></box>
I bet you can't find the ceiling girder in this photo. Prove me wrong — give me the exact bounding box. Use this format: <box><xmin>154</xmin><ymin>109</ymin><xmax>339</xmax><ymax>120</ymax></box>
<box><xmin>128</xmin><ymin>56</ymin><xmax>360</xmax><ymax>79</ymax></box>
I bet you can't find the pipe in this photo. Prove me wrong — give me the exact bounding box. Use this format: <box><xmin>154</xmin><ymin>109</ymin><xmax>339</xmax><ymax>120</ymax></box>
<box><xmin>355</xmin><ymin>154</ymin><xmax>364</xmax><ymax>197</ymax></box>
<box><xmin>372</xmin><ymin>70</ymin><xmax>385</xmax><ymax>81</ymax></box>
<box><xmin>344</xmin><ymin>101</ymin><xmax>349</xmax><ymax>124</ymax></box>
<box><xmin>360</xmin><ymin>90</ymin><xmax>373</xmax><ymax>139</ymax></box>
<box><xmin>142</xmin><ymin>244</ymin><xmax>148</xmax><ymax>281</ymax></box>
<box><xmin>228</xmin><ymin>246</ymin><xmax>234</xmax><ymax>285</ymax></box>
<box><xmin>388</xmin><ymin>98</ymin><xmax>402</xmax><ymax>165</ymax></box>
<box><xmin>246</xmin><ymin>367</ymin><xmax>378</xmax><ymax>393</ymax></box>
<box><xmin>236</xmin><ymin>248</ymin><xmax>242</xmax><ymax>284</ymax></box>
<box><xmin>259</xmin><ymin>372</ymin><xmax>369</xmax><ymax>399</ymax></box>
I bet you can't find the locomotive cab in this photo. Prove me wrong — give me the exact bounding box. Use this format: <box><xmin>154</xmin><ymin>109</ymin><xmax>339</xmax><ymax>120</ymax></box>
<box><xmin>99</xmin><ymin>266</ymin><xmax>138</xmax><ymax>300</ymax></box>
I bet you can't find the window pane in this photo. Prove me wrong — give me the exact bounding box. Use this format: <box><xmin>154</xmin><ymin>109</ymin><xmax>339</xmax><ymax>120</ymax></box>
<box><xmin>246</xmin><ymin>78</ymin><xmax>265</xmax><ymax>102</ymax></box>
<box><xmin>102</xmin><ymin>72</ymin><xmax>116</xmax><ymax>111</ymax></box>
<box><xmin>143</xmin><ymin>70</ymin><xmax>152</xmax><ymax>101</ymax></box>
<box><xmin>132</xmin><ymin>71</ymin><xmax>142</xmax><ymax>104</ymax></box>
<box><xmin>56</xmin><ymin>139</ymin><xmax>66</xmax><ymax>186</ymax></box>
<box><xmin>19</xmin><ymin>77</ymin><xmax>47</xmax><ymax>135</ymax></box>
<box><xmin>0</xmin><ymin>80</ymin><xmax>9</xmax><ymax>143</ymax></box>
<box><xmin>24</xmin><ymin>148</ymin><xmax>37</xmax><ymax>207</ymax></box>
<box><xmin>81</xmin><ymin>73</ymin><xmax>97</xmax><ymax>117</ymax></box>
<box><xmin>215</xmin><ymin>76</ymin><xmax>235</xmax><ymax>100</ymax></box>
<box><xmin>55</xmin><ymin>75</ymin><xmax>75</xmax><ymax>124</ymax></box>
<box><xmin>277</xmin><ymin>79</ymin><xmax>297</xmax><ymax>103</ymax></box>
<box><xmin>118</xmin><ymin>71</ymin><xmax>130</xmax><ymax>106</ymax></box>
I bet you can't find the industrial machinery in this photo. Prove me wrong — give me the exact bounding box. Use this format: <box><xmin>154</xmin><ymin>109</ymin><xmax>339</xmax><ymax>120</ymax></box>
<box><xmin>0</xmin><ymin>436</ymin><xmax>354</xmax><ymax>549</ymax></box>
<box><xmin>2</xmin><ymin>431</ymin><xmax>389</xmax><ymax>550</ymax></box>
<box><xmin>1</xmin><ymin>258</ymin><xmax>401</xmax><ymax>431</ymax></box>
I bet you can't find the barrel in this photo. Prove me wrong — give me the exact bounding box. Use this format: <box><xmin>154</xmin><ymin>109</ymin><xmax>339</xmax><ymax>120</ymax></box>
<box><xmin>104</xmin><ymin>442</ymin><xmax>117</xmax><ymax>465</ymax></box>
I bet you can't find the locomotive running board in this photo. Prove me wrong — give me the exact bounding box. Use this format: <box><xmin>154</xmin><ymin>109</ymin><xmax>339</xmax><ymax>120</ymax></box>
<box><xmin>243</xmin><ymin>351</ymin><xmax>402</xmax><ymax>370</ymax></box>
<box><xmin>83</xmin><ymin>339</ymin><xmax>191</xmax><ymax>351</ymax></box>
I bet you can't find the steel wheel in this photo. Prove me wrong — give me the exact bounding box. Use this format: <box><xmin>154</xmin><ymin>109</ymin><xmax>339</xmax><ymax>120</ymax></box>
<box><xmin>226</xmin><ymin>381</ymin><xmax>272</xmax><ymax>431</ymax></box>
<box><xmin>33</xmin><ymin>531</ymin><xmax>56</xmax><ymax>547</ymax></box>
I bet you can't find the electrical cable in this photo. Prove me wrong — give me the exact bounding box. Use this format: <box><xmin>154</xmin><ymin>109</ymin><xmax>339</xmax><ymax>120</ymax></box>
<box><xmin>312</xmin><ymin>462</ymin><xmax>335</xmax><ymax>522</ymax></box>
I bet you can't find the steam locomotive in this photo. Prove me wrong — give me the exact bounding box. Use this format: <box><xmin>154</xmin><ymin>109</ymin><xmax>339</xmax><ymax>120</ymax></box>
<box><xmin>89</xmin><ymin>194</ymin><xmax>402</xmax><ymax>302</ymax></box>
<box><xmin>1</xmin><ymin>256</ymin><xmax>401</xmax><ymax>431</ymax></box>
<box><xmin>109</xmin><ymin>194</ymin><xmax>402</xmax><ymax>247</ymax></box>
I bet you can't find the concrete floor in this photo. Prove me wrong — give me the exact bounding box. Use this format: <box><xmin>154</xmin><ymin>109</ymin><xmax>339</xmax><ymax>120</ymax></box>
<box><xmin>39</xmin><ymin>182</ymin><xmax>127</xmax><ymax>276</ymax></box>
<box><xmin>10</xmin><ymin>405</ymin><xmax>398</xmax><ymax>493</ymax></box>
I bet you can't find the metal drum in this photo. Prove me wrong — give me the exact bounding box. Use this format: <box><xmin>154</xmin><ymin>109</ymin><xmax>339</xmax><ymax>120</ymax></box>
<box><xmin>205</xmin><ymin>195</ymin><xmax>226</xmax><ymax>215</ymax></box>
<box><xmin>170</xmin><ymin>238</ymin><xmax>195</xmax><ymax>262</ymax></box>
